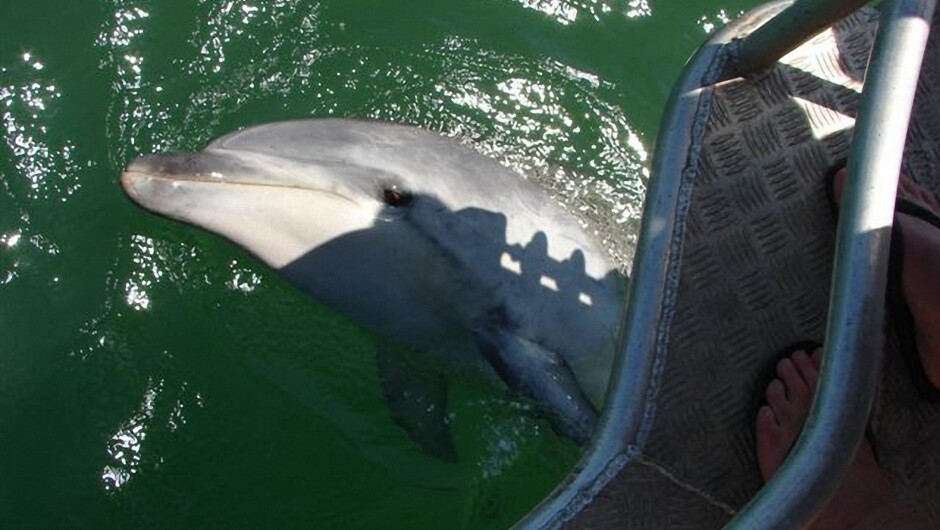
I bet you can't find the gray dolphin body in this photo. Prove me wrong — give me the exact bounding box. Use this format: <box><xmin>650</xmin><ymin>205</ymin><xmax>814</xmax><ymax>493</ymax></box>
<box><xmin>121</xmin><ymin>119</ymin><xmax>626</xmax><ymax>452</ymax></box>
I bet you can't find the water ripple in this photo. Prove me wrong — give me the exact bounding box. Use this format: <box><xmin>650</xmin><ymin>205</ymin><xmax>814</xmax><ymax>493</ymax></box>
<box><xmin>503</xmin><ymin>0</ymin><xmax>652</xmax><ymax>25</ymax></box>
<box><xmin>1</xmin><ymin>54</ymin><xmax>81</xmax><ymax>202</ymax></box>
<box><xmin>101</xmin><ymin>377</ymin><xmax>205</xmax><ymax>493</ymax></box>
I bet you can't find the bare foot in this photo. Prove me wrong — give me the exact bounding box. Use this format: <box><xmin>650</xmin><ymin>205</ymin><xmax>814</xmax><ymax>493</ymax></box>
<box><xmin>756</xmin><ymin>348</ymin><xmax>823</xmax><ymax>483</ymax></box>
<box><xmin>755</xmin><ymin>347</ymin><xmax>931</xmax><ymax>529</ymax></box>
<box><xmin>833</xmin><ymin>169</ymin><xmax>940</xmax><ymax>389</ymax></box>
<box><xmin>896</xmin><ymin>178</ymin><xmax>940</xmax><ymax>388</ymax></box>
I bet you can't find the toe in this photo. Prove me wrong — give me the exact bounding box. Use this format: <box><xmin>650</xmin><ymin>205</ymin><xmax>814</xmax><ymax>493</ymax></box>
<box><xmin>776</xmin><ymin>357</ymin><xmax>807</xmax><ymax>398</ymax></box>
<box><xmin>765</xmin><ymin>379</ymin><xmax>786</xmax><ymax>407</ymax></box>
<box><xmin>765</xmin><ymin>379</ymin><xmax>793</xmax><ymax>423</ymax></box>
<box><xmin>756</xmin><ymin>405</ymin><xmax>785</xmax><ymax>481</ymax></box>
<box><xmin>792</xmin><ymin>349</ymin><xmax>821</xmax><ymax>393</ymax></box>
<box><xmin>810</xmin><ymin>346</ymin><xmax>823</xmax><ymax>366</ymax></box>
<box><xmin>757</xmin><ymin>404</ymin><xmax>779</xmax><ymax>429</ymax></box>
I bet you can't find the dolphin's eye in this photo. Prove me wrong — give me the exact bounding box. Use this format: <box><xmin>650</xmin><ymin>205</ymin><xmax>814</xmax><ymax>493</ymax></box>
<box><xmin>382</xmin><ymin>187</ymin><xmax>412</xmax><ymax>207</ymax></box>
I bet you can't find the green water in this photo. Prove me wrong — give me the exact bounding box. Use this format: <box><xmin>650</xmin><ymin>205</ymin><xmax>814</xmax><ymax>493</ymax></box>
<box><xmin>1</xmin><ymin>1</ymin><xmax>761</xmax><ymax>528</ymax></box>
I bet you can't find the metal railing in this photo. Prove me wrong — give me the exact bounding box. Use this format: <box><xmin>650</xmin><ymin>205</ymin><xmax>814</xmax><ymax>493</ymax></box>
<box><xmin>515</xmin><ymin>0</ymin><xmax>936</xmax><ymax>528</ymax></box>
<box><xmin>726</xmin><ymin>0</ymin><xmax>935</xmax><ymax>528</ymax></box>
<box><xmin>733</xmin><ymin>0</ymin><xmax>871</xmax><ymax>75</ymax></box>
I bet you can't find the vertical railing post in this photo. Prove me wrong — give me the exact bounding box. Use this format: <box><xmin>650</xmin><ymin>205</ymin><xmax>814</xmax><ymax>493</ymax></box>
<box><xmin>733</xmin><ymin>0</ymin><xmax>870</xmax><ymax>74</ymax></box>
<box><xmin>723</xmin><ymin>0</ymin><xmax>935</xmax><ymax>528</ymax></box>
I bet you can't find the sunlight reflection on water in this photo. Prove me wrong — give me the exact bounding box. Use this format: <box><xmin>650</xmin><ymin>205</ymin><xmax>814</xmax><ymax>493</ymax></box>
<box><xmin>91</xmin><ymin>2</ymin><xmax>649</xmax><ymax>493</ymax></box>
<box><xmin>699</xmin><ymin>9</ymin><xmax>733</xmax><ymax>33</ymax></box>
<box><xmin>101</xmin><ymin>377</ymin><xmax>205</xmax><ymax>492</ymax></box>
<box><xmin>430</xmin><ymin>47</ymin><xmax>648</xmax><ymax>269</ymax></box>
<box><xmin>505</xmin><ymin>0</ymin><xmax>652</xmax><ymax>25</ymax></box>
<box><xmin>1</xmin><ymin>54</ymin><xmax>80</xmax><ymax>202</ymax></box>
<box><xmin>0</xmin><ymin>52</ymin><xmax>73</xmax><ymax>289</ymax></box>
<box><xmin>124</xmin><ymin>235</ymin><xmax>161</xmax><ymax>310</ymax></box>
<box><xmin>0</xmin><ymin>0</ymin><xmax>683</xmax><ymax>525</ymax></box>
<box><xmin>101</xmin><ymin>378</ymin><xmax>159</xmax><ymax>491</ymax></box>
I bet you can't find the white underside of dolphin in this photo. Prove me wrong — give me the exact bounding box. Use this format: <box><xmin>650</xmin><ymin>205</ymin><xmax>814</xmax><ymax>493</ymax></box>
<box><xmin>120</xmin><ymin>119</ymin><xmax>627</xmax><ymax>456</ymax></box>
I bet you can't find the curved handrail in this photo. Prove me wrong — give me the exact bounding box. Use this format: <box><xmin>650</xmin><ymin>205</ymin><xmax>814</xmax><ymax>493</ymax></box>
<box><xmin>732</xmin><ymin>0</ymin><xmax>871</xmax><ymax>75</ymax></box>
<box><xmin>512</xmin><ymin>4</ymin><xmax>792</xmax><ymax>528</ymax></box>
<box><xmin>723</xmin><ymin>0</ymin><xmax>935</xmax><ymax>528</ymax></box>
<box><xmin>516</xmin><ymin>0</ymin><xmax>935</xmax><ymax>528</ymax></box>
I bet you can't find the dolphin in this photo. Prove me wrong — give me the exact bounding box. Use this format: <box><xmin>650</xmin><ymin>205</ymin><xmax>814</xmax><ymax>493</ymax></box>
<box><xmin>120</xmin><ymin>119</ymin><xmax>627</xmax><ymax>456</ymax></box>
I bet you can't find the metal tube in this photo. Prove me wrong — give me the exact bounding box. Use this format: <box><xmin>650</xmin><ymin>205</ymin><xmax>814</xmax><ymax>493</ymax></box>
<box><xmin>510</xmin><ymin>4</ymin><xmax>794</xmax><ymax>526</ymax></box>
<box><xmin>511</xmin><ymin>53</ymin><xmax>721</xmax><ymax>530</ymax></box>
<box><xmin>724</xmin><ymin>0</ymin><xmax>935</xmax><ymax>529</ymax></box>
<box><xmin>734</xmin><ymin>0</ymin><xmax>871</xmax><ymax>75</ymax></box>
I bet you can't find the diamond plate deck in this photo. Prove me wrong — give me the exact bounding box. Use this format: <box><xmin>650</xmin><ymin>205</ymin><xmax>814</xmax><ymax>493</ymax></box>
<box><xmin>563</xmin><ymin>4</ymin><xmax>940</xmax><ymax>528</ymax></box>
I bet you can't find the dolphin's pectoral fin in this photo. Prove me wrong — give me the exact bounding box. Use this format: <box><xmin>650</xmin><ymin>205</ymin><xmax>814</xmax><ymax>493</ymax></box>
<box><xmin>376</xmin><ymin>347</ymin><xmax>457</xmax><ymax>462</ymax></box>
<box><xmin>471</xmin><ymin>321</ymin><xmax>598</xmax><ymax>446</ymax></box>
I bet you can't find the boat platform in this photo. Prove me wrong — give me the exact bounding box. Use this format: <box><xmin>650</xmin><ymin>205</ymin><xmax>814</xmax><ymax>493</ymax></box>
<box><xmin>519</xmin><ymin>1</ymin><xmax>940</xmax><ymax>528</ymax></box>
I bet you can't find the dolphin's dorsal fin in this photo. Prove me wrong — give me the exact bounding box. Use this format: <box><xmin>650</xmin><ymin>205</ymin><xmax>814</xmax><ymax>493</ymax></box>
<box><xmin>376</xmin><ymin>347</ymin><xmax>457</xmax><ymax>462</ymax></box>
<box><xmin>472</xmin><ymin>316</ymin><xmax>598</xmax><ymax>445</ymax></box>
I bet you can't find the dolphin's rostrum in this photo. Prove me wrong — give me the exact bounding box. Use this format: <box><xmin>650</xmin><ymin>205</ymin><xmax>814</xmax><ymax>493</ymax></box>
<box><xmin>120</xmin><ymin>119</ymin><xmax>627</xmax><ymax>455</ymax></box>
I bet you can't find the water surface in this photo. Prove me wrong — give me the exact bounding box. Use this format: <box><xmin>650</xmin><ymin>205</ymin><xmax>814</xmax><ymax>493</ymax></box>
<box><xmin>1</xmin><ymin>1</ymin><xmax>760</xmax><ymax>528</ymax></box>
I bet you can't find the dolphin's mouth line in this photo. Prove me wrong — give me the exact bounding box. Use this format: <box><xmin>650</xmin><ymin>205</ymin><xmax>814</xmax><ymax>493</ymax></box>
<box><xmin>121</xmin><ymin>170</ymin><xmax>358</xmax><ymax>205</ymax></box>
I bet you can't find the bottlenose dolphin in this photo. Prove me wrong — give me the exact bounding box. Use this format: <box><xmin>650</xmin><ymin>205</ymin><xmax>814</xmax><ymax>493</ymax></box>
<box><xmin>120</xmin><ymin>119</ymin><xmax>627</xmax><ymax>456</ymax></box>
